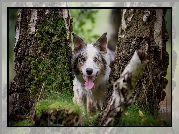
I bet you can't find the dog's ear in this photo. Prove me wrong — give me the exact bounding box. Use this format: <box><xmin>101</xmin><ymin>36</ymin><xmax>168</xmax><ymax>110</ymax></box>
<box><xmin>95</xmin><ymin>32</ymin><xmax>107</xmax><ymax>54</ymax></box>
<box><xmin>72</xmin><ymin>33</ymin><xmax>86</xmax><ymax>54</ymax></box>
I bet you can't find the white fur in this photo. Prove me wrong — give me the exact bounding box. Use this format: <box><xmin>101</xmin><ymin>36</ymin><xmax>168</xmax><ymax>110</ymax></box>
<box><xmin>73</xmin><ymin>44</ymin><xmax>114</xmax><ymax>112</ymax></box>
<box><xmin>81</xmin><ymin>44</ymin><xmax>99</xmax><ymax>76</ymax></box>
<box><xmin>121</xmin><ymin>50</ymin><xmax>147</xmax><ymax>88</ymax></box>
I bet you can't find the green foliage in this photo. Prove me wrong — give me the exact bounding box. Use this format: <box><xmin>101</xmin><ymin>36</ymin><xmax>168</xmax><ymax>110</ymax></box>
<box><xmin>71</xmin><ymin>9</ymin><xmax>100</xmax><ymax>43</ymax></box>
<box><xmin>9</xmin><ymin>119</ymin><xmax>33</xmax><ymax>126</ymax></box>
<box><xmin>9</xmin><ymin>9</ymin><xmax>18</xmax><ymax>62</ymax></box>
<box><xmin>9</xmin><ymin>9</ymin><xmax>18</xmax><ymax>82</ymax></box>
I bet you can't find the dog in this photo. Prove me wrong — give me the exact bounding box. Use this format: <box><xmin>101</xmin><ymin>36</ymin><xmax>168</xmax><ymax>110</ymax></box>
<box><xmin>72</xmin><ymin>32</ymin><xmax>114</xmax><ymax>114</ymax></box>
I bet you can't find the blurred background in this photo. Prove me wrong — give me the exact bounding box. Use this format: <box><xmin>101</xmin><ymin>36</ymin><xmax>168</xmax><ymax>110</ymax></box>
<box><xmin>2</xmin><ymin>2</ymin><xmax>179</xmax><ymax>122</ymax></box>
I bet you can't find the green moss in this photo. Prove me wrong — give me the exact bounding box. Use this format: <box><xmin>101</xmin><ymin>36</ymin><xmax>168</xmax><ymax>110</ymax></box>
<box><xmin>35</xmin><ymin>93</ymin><xmax>82</xmax><ymax>118</ymax></box>
<box><xmin>25</xmin><ymin>9</ymin><xmax>73</xmax><ymax>102</ymax></box>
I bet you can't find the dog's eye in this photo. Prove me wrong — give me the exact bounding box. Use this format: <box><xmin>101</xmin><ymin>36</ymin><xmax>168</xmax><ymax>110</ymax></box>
<box><xmin>79</xmin><ymin>57</ymin><xmax>85</xmax><ymax>63</ymax></box>
<box><xmin>93</xmin><ymin>57</ymin><xmax>98</xmax><ymax>62</ymax></box>
<box><xmin>82</xmin><ymin>57</ymin><xmax>86</xmax><ymax>62</ymax></box>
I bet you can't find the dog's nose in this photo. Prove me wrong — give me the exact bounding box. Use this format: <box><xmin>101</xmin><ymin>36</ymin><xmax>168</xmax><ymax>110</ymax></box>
<box><xmin>86</xmin><ymin>68</ymin><xmax>93</xmax><ymax>75</ymax></box>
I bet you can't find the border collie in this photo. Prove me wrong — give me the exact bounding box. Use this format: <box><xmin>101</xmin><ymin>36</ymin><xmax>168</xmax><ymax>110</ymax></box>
<box><xmin>72</xmin><ymin>33</ymin><xmax>114</xmax><ymax>114</ymax></box>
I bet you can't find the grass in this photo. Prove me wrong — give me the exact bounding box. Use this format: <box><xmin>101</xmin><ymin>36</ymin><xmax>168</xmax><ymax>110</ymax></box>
<box><xmin>35</xmin><ymin>92</ymin><xmax>103</xmax><ymax>126</ymax></box>
<box><xmin>9</xmin><ymin>91</ymin><xmax>171</xmax><ymax>127</ymax></box>
<box><xmin>35</xmin><ymin>93</ymin><xmax>82</xmax><ymax>118</ymax></box>
<box><xmin>9</xmin><ymin>119</ymin><xmax>33</xmax><ymax>126</ymax></box>
<box><xmin>84</xmin><ymin>111</ymin><xmax>102</xmax><ymax>126</ymax></box>
<box><xmin>34</xmin><ymin>91</ymin><xmax>105</xmax><ymax>126</ymax></box>
<box><xmin>118</xmin><ymin>103</ymin><xmax>171</xmax><ymax>126</ymax></box>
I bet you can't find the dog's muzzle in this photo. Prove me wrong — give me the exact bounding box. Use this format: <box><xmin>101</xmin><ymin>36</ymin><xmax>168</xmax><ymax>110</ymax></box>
<box><xmin>86</xmin><ymin>68</ymin><xmax>93</xmax><ymax>75</ymax></box>
<box><xmin>82</xmin><ymin>68</ymin><xmax>98</xmax><ymax>90</ymax></box>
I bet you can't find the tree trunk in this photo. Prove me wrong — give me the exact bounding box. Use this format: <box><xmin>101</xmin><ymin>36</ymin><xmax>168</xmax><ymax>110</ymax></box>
<box><xmin>9</xmin><ymin>8</ymin><xmax>73</xmax><ymax>122</ymax></box>
<box><xmin>99</xmin><ymin>9</ymin><xmax>169</xmax><ymax>126</ymax></box>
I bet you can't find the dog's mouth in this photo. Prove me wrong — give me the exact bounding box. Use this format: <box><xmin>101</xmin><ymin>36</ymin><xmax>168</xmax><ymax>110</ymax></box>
<box><xmin>83</xmin><ymin>73</ymin><xmax>98</xmax><ymax>90</ymax></box>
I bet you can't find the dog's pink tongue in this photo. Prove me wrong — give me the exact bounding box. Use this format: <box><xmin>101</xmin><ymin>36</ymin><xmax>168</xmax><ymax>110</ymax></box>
<box><xmin>84</xmin><ymin>76</ymin><xmax>94</xmax><ymax>90</ymax></box>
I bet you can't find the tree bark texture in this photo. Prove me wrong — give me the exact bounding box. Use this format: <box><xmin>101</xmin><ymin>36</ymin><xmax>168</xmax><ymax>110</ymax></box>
<box><xmin>9</xmin><ymin>8</ymin><xmax>73</xmax><ymax>118</ymax></box>
<box><xmin>100</xmin><ymin>9</ymin><xmax>169</xmax><ymax>126</ymax></box>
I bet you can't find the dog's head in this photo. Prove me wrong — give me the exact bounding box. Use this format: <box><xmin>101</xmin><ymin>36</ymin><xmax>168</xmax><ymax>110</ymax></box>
<box><xmin>72</xmin><ymin>33</ymin><xmax>107</xmax><ymax>90</ymax></box>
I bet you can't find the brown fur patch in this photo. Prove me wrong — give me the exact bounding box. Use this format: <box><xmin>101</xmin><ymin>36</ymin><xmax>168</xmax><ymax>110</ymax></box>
<box><xmin>95</xmin><ymin>32</ymin><xmax>107</xmax><ymax>54</ymax></box>
<box><xmin>76</xmin><ymin>53</ymin><xmax>88</xmax><ymax>73</ymax></box>
<box><xmin>83</xmin><ymin>53</ymin><xmax>88</xmax><ymax>61</ymax></box>
<box><xmin>73</xmin><ymin>33</ymin><xmax>86</xmax><ymax>54</ymax></box>
<box><xmin>77</xmin><ymin>62</ymin><xmax>84</xmax><ymax>72</ymax></box>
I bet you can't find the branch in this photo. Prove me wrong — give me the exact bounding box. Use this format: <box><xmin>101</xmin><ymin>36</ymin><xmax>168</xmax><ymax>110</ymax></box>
<box><xmin>99</xmin><ymin>50</ymin><xmax>148</xmax><ymax>126</ymax></box>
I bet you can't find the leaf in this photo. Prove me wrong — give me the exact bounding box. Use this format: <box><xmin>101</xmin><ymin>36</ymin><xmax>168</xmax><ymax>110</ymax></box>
<box><xmin>89</xmin><ymin>116</ymin><xmax>93</xmax><ymax>119</ymax></box>
<box><xmin>141</xmin><ymin>118</ymin><xmax>147</xmax><ymax>123</ymax></box>
<box><xmin>156</xmin><ymin>118</ymin><xmax>163</xmax><ymax>123</ymax></box>
<box><xmin>26</xmin><ymin>116</ymin><xmax>30</xmax><ymax>119</ymax></box>
<box><xmin>138</xmin><ymin>109</ymin><xmax>144</xmax><ymax>117</ymax></box>
<box><xmin>50</xmin><ymin>115</ymin><xmax>56</xmax><ymax>120</ymax></box>
<box><xmin>125</xmin><ymin>112</ymin><xmax>129</xmax><ymax>116</ymax></box>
